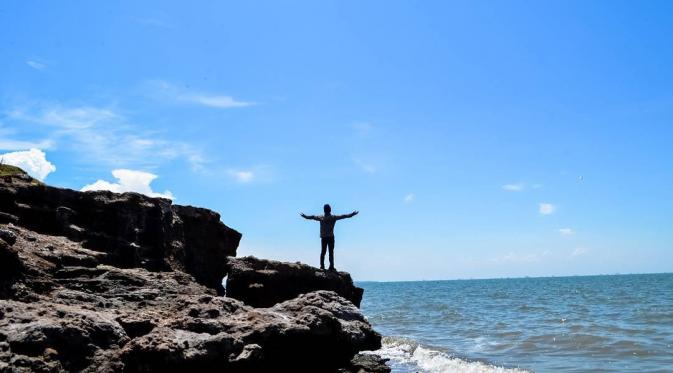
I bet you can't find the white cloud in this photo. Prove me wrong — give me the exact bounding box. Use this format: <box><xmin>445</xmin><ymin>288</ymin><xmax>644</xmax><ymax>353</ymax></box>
<box><xmin>502</xmin><ymin>183</ymin><xmax>524</xmax><ymax>192</ymax></box>
<box><xmin>404</xmin><ymin>193</ymin><xmax>415</xmax><ymax>203</ymax></box>
<box><xmin>353</xmin><ymin>158</ymin><xmax>376</xmax><ymax>173</ymax></box>
<box><xmin>26</xmin><ymin>60</ymin><xmax>46</xmax><ymax>70</ymax></box>
<box><xmin>0</xmin><ymin>148</ymin><xmax>56</xmax><ymax>181</ymax></box>
<box><xmin>0</xmin><ymin>123</ymin><xmax>54</xmax><ymax>150</ymax></box>
<box><xmin>8</xmin><ymin>104</ymin><xmax>204</xmax><ymax>169</ymax></box>
<box><xmin>228</xmin><ymin>169</ymin><xmax>254</xmax><ymax>183</ymax></box>
<box><xmin>149</xmin><ymin>80</ymin><xmax>254</xmax><ymax>108</ymax></box>
<box><xmin>135</xmin><ymin>17</ymin><xmax>172</xmax><ymax>28</ymax></box>
<box><xmin>184</xmin><ymin>94</ymin><xmax>253</xmax><ymax>108</ymax></box>
<box><xmin>0</xmin><ymin>138</ymin><xmax>54</xmax><ymax>151</ymax></box>
<box><xmin>352</xmin><ymin>122</ymin><xmax>374</xmax><ymax>136</ymax></box>
<box><xmin>539</xmin><ymin>203</ymin><xmax>555</xmax><ymax>215</ymax></box>
<box><xmin>571</xmin><ymin>247</ymin><xmax>588</xmax><ymax>257</ymax></box>
<box><xmin>38</xmin><ymin>106</ymin><xmax>118</xmax><ymax>130</ymax></box>
<box><xmin>81</xmin><ymin>169</ymin><xmax>173</xmax><ymax>199</ymax></box>
<box><xmin>559</xmin><ymin>228</ymin><xmax>574</xmax><ymax>236</ymax></box>
<box><xmin>219</xmin><ymin>165</ymin><xmax>275</xmax><ymax>184</ymax></box>
<box><xmin>490</xmin><ymin>250</ymin><xmax>547</xmax><ymax>264</ymax></box>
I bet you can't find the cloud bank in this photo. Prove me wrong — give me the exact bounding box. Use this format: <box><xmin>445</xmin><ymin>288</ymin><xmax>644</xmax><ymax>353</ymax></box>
<box><xmin>81</xmin><ymin>169</ymin><xmax>174</xmax><ymax>199</ymax></box>
<box><xmin>8</xmin><ymin>104</ymin><xmax>204</xmax><ymax>170</ymax></box>
<box><xmin>0</xmin><ymin>148</ymin><xmax>56</xmax><ymax>181</ymax></box>
<box><xmin>0</xmin><ymin>138</ymin><xmax>53</xmax><ymax>151</ymax></box>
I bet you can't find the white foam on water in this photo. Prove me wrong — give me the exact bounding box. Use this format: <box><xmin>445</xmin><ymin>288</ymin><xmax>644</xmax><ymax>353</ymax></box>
<box><xmin>371</xmin><ymin>337</ymin><xmax>528</xmax><ymax>373</ymax></box>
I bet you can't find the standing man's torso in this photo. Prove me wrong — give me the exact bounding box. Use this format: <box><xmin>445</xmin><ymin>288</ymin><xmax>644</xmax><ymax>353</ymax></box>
<box><xmin>318</xmin><ymin>215</ymin><xmax>337</xmax><ymax>238</ymax></box>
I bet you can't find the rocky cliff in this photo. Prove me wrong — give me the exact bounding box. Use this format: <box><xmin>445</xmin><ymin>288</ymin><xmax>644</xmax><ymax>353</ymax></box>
<box><xmin>0</xmin><ymin>168</ymin><xmax>388</xmax><ymax>372</ymax></box>
<box><xmin>0</xmin><ymin>171</ymin><xmax>240</xmax><ymax>294</ymax></box>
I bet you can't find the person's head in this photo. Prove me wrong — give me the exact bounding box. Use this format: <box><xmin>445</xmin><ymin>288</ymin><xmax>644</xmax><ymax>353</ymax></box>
<box><xmin>323</xmin><ymin>204</ymin><xmax>331</xmax><ymax>215</ymax></box>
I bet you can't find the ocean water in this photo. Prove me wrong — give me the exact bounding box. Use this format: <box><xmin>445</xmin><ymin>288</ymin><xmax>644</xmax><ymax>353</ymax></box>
<box><xmin>358</xmin><ymin>273</ymin><xmax>673</xmax><ymax>373</ymax></box>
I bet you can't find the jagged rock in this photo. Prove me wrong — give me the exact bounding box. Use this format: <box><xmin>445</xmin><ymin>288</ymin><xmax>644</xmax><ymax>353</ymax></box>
<box><xmin>340</xmin><ymin>354</ymin><xmax>392</xmax><ymax>373</ymax></box>
<box><xmin>225</xmin><ymin>256</ymin><xmax>364</xmax><ymax>307</ymax></box>
<box><xmin>0</xmin><ymin>170</ymin><xmax>387</xmax><ymax>372</ymax></box>
<box><xmin>0</xmin><ymin>212</ymin><xmax>18</xmax><ymax>224</ymax></box>
<box><xmin>0</xmin><ymin>229</ymin><xmax>16</xmax><ymax>245</ymax></box>
<box><xmin>0</xmin><ymin>174</ymin><xmax>241</xmax><ymax>293</ymax></box>
<box><xmin>0</xmin><ymin>227</ymin><xmax>382</xmax><ymax>371</ymax></box>
<box><xmin>0</xmin><ymin>299</ymin><xmax>129</xmax><ymax>372</ymax></box>
<box><xmin>0</xmin><ymin>239</ymin><xmax>23</xmax><ymax>298</ymax></box>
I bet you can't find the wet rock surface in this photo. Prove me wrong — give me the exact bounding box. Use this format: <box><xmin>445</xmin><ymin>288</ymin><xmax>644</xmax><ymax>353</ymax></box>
<box><xmin>0</xmin><ymin>170</ymin><xmax>388</xmax><ymax>372</ymax></box>
<box><xmin>341</xmin><ymin>354</ymin><xmax>393</xmax><ymax>373</ymax></box>
<box><xmin>226</xmin><ymin>256</ymin><xmax>365</xmax><ymax>308</ymax></box>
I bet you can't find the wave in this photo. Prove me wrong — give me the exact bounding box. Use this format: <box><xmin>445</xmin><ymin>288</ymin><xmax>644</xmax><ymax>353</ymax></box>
<box><xmin>368</xmin><ymin>336</ymin><xmax>529</xmax><ymax>373</ymax></box>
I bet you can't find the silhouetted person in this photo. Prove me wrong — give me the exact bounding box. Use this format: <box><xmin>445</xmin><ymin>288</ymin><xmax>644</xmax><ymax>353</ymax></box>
<box><xmin>300</xmin><ymin>204</ymin><xmax>358</xmax><ymax>271</ymax></box>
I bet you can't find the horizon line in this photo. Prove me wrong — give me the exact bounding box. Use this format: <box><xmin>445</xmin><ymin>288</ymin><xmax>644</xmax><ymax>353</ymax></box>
<box><xmin>355</xmin><ymin>271</ymin><xmax>673</xmax><ymax>283</ymax></box>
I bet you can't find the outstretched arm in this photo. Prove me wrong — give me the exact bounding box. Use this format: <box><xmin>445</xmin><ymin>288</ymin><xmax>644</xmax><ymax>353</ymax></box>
<box><xmin>300</xmin><ymin>213</ymin><xmax>319</xmax><ymax>220</ymax></box>
<box><xmin>336</xmin><ymin>210</ymin><xmax>359</xmax><ymax>220</ymax></box>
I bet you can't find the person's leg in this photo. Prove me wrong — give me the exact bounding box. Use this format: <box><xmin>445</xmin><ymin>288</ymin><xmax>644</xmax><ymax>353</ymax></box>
<box><xmin>320</xmin><ymin>238</ymin><xmax>327</xmax><ymax>269</ymax></box>
<box><xmin>328</xmin><ymin>236</ymin><xmax>335</xmax><ymax>270</ymax></box>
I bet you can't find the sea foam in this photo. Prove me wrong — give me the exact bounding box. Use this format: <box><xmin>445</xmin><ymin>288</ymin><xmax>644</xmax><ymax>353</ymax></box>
<box><xmin>370</xmin><ymin>337</ymin><xmax>528</xmax><ymax>373</ymax></box>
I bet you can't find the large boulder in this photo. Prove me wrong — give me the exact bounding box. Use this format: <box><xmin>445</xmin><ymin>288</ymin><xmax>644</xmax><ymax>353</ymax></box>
<box><xmin>225</xmin><ymin>256</ymin><xmax>364</xmax><ymax>307</ymax></box>
<box><xmin>0</xmin><ymin>172</ymin><xmax>241</xmax><ymax>294</ymax></box>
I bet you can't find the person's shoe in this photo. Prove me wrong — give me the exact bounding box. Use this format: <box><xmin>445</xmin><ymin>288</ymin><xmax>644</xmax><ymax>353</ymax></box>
<box><xmin>320</xmin><ymin>266</ymin><xmax>325</xmax><ymax>270</ymax></box>
<box><xmin>328</xmin><ymin>266</ymin><xmax>336</xmax><ymax>271</ymax></box>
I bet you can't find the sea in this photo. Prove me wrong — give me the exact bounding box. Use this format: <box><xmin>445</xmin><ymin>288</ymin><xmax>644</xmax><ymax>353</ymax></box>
<box><xmin>358</xmin><ymin>273</ymin><xmax>673</xmax><ymax>373</ymax></box>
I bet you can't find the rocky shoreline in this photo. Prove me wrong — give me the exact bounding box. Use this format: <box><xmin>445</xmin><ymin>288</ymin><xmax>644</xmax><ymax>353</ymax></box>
<box><xmin>0</xmin><ymin>168</ymin><xmax>389</xmax><ymax>372</ymax></box>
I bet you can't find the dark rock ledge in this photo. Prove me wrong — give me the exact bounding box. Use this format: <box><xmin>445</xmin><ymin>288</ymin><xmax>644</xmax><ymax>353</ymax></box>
<box><xmin>0</xmin><ymin>168</ymin><xmax>389</xmax><ymax>372</ymax></box>
<box><xmin>225</xmin><ymin>256</ymin><xmax>364</xmax><ymax>308</ymax></box>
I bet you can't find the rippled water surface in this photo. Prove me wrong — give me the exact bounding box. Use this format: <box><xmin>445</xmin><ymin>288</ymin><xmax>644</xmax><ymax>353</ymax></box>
<box><xmin>359</xmin><ymin>273</ymin><xmax>673</xmax><ymax>372</ymax></box>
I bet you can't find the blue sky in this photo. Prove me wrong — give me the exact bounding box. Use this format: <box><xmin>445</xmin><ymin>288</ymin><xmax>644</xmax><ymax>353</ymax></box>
<box><xmin>1</xmin><ymin>1</ymin><xmax>672</xmax><ymax>280</ymax></box>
